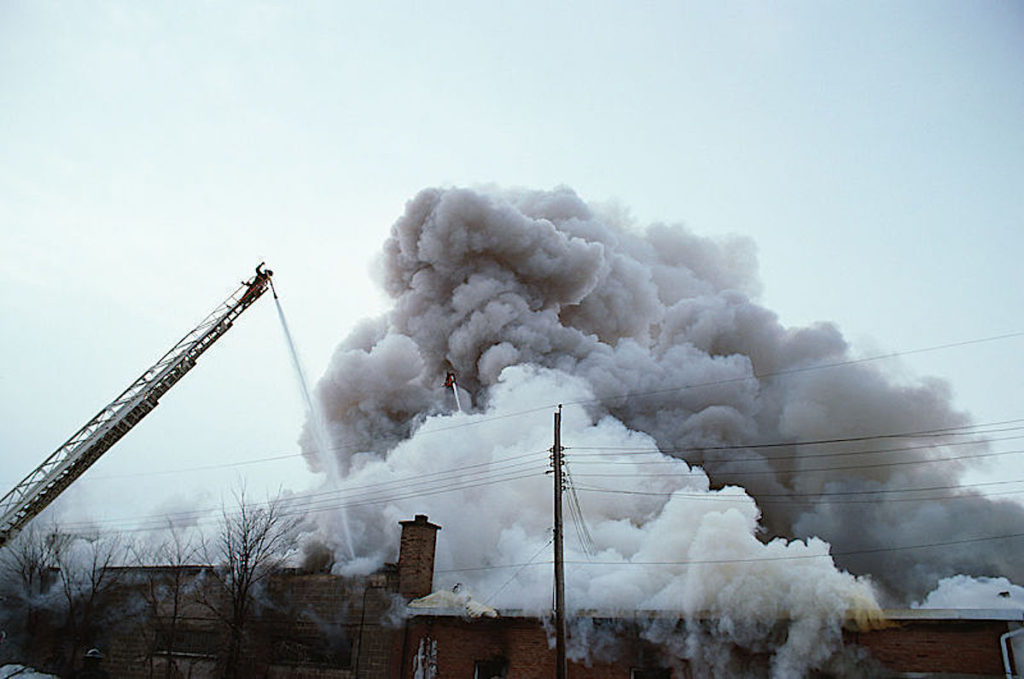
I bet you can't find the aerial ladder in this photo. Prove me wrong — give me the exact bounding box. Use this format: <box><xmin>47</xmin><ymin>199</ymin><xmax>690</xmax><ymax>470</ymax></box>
<box><xmin>0</xmin><ymin>263</ymin><xmax>276</xmax><ymax>548</ymax></box>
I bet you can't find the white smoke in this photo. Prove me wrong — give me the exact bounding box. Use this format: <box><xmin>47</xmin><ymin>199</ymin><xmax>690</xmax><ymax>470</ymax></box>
<box><xmin>301</xmin><ymin>366</ymin><xmax>878</xmax><ymax>676</ymax></box>
<box><xmin>914</xmin><ymin>575</ymin><xmax>1024</xmax><ymax>610</ymax></box>
<box><xmin>299</xmin><ymin>185</ymin><xmax>1023</xmax><ymax>673</ymax></box>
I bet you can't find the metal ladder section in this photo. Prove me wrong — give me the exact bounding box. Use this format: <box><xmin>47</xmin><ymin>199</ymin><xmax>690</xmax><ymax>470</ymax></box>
<box><xmin>0</xmin><ymin>267</ymin><xmax>273</xmax><ymax>547</ymax></box>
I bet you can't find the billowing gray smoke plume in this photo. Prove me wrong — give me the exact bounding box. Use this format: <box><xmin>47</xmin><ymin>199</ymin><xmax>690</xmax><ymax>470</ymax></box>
<box><xmin>305</xmin><ymin>186</ymin><xmax>1023</xmax><ymax>605</ymax></box>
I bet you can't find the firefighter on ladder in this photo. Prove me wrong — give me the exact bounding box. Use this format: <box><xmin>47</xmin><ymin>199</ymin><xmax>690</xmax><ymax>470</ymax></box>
<box><xmin>239</xmin><ymin>262</ymin><xmax>273</xmax><ymax>305</ymax></box>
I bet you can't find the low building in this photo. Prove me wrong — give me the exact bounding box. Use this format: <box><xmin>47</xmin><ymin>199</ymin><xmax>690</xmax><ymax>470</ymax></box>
<box><xmin>81</xmin><ymin>516</ymin><xmax>1024</xmax><ymax>677</ymax></box>
<box><xmin>396</xmin><ymin>610</ymin><xmax>1024</xmax><ymax>678</ymax></box>
<box><xmin>849</xmin><ymin>608</ymin><xmax>1024</xmax><ymax>678</ymax></box>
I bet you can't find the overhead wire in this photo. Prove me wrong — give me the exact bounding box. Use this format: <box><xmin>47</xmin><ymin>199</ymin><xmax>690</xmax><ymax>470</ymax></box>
<box><xmin>567</xmin><ymin>432</ymin><xmax>1024</xmax><ymax>466</ymax></box>
<box><xmin>567</xmin><ymin>421</ymin><xmax>1024</xmax><ymax>455</ymax></box>
<box><xmin>58</xmin><ymin>437</ymin><xmax>1024</xmax><ymax>536</ymax></box>
<box><xmin>62</xmin><ymin>466</ymin><xmax>547</xmax><ymax>534</ymax></box>
<box><xmin>70</xmin><ymin>463</ymin><xmax>1024</xmax><ymax>536</ymax></box>
<box><xmin>81</xmin><ymin>334</ymin><xmax>1024</xmax><ymax>481</ymax></box>
<box><xmin>481</xmin><ymin>537</ymin><xmax>554</xmax><ymax>605</ymax></box>
<box><xmin>562</xmin><ymin>331</ymin><xmax>1024</xmax><ymax>410</ymax></box>
<box><xmin>86</xmin><ymin>423</ymin><xmax>1019</xmax><ymax>492</ymax></box>
<box><xmin>563</xmin><ymin>464</ymin><xmax>596</xmax><ymax>557</ymax></box>
<box><xmin>41</xmin><ymin>331</ymin><xmax>1024</xmax><ymax>550</ymax></box>
<box><xmin>424</xmin><ymin>530</ymin><xmax>1024</xmax><ymax>572</ymax></box>
<box><xmin>59</xmin><ymin>450</ymin><xmax>554</xmax><ymax>533</ymax></box>
<box><xmin>59</xmin><ymin>433</ymin><xmax>1024</xmax><ymax>533</ymax></box>
<box><xmin>84</xmin><ymin>418</ymin><xmax>1023</xmax><ymax>495</ymax></box>
<box><xmin>569</xmin><ymin>530</ymin><xmax>1024</xmax><ymax>566</ymax></box>
<box><xmin>572</xmin><ymin>482</ymin><xmax>1024</xmax><ymax>506</ymax></box>
<box><xmin>581</xmin><ymin>476</ymin><xmax>1024</xmax><ymax>498</ymax></box>
<box><xmin>9</xmin><ymin>313</ymin><xmax>1023</xmax><ymax>612</ymax></box>
<box><xmin>568</xmin><ymin>448</ymin><xmax>1024</xmax><ymax>477</ymax></box>
<box><xmin>86</xmin><ymin>408</ymin><xmax>561</xmax><ymax>481</ymax></box>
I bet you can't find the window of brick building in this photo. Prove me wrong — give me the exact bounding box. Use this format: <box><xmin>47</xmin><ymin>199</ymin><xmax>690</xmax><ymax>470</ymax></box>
<box><xmin>270</xmin><ymin>624</ymin><xmax>356</xmax><ymax>668</ymax></box>
<box><xmin>154</xmin><ymin>627</ymin><xmax>220</xmax><ymax>657</ymax></box>
<box><xmin>474</xmin><ymin>656</ymin><xmax>509</xmax><ymax>679</ymax></box>
<box><xmin>631</xmin><ymin>668</ymin><xmax>671</xmax><ymax>679</ymax></box>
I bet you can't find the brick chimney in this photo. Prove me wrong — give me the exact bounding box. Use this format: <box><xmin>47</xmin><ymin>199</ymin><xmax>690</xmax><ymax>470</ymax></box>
<box><xmin>398</xmin><ymin>514</ymin><xmax>441</xmax><ymax>599</ymax></box>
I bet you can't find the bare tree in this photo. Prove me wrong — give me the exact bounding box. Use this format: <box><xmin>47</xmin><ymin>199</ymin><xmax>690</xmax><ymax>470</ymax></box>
<box><xmin>201</xmin><ymin>486</ymin><xmax>297</xmax><ymax>678</ymax></box>
<box><xmin>133</xmin><ymin>523</ymin><xmax>203</xmax><ymax>679</ymax></box>
<box><xmin>53</xmin><ymin>531</ymin><xmax>133</xmax><ymax>674</ymax></box>
<box><xmin>0</xmin><ymin>522</ymin><xmax>68</xmax><ymax>669</ymax></box>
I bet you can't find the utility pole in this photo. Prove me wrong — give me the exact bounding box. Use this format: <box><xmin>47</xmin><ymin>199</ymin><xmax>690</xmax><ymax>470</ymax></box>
<box><xmin>552</xmin><ymin>404</ymin><xmax>567</xmax><ymax>679</ymax></box>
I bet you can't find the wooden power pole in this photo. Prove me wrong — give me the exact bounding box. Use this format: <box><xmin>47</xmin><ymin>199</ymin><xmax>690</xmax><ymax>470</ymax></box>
<box><xmin>552</xmin><ymin>405</ymin><xmax>567</xmax><ymax>679</ymax></box>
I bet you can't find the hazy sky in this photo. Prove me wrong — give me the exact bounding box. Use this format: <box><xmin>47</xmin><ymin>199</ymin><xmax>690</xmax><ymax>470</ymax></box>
<box><xmin>1</xmin><ymin>2</ymin><xmax>1022</xmax><ymax>532</ymax></box>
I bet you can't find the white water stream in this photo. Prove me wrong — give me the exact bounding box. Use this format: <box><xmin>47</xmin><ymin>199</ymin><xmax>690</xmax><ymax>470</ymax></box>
<box><xmin>273</xmin><ymin>295</ymin><xmax>355</xmax><ymax>560</ymax></box>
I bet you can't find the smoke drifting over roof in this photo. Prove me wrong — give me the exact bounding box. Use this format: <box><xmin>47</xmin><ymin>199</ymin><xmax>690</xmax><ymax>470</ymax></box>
<box><xmin>301</xmin><ymin>186</ymin><xmax>1022</xmax><ymax>666</ymax></box>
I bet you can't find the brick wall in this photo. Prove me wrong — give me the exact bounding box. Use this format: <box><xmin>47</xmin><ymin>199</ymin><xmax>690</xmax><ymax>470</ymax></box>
<box><xmin>98</xmin><ymin>567</ymin><xmax>403</xmax><ymax>679</ymax></box>
<box><xmin>394</xmin><ymin>614</ymin><xmax>1017</xmax><ymax>679</ymax></box>
<box><xmin>397</xmin><ymin>515</ymin><xmax>441</xmax><ymax>600</ymax></box>
<box><xmin>38</xmin><ymin>573</ymin><xmax>1022</xmax><ymax>679</ymax></box>
<box><xmin>19</xmin><ymin>513</ymin><xmax>1017</xmax><ymax>679</ymax></box>
<box><xmin>89</xmin><ymin>516</ymin><xmax>419</xmax><ymax>678</ymax></box>
<box><xmin>397</xmin><ymin>617</ymin><xmax>682</xmax><ymax>679</ymax></box>
<box><xmin>846</xmin><ymin>620</ymin><xmax>1008</xmax><ymax>676</ymax></box>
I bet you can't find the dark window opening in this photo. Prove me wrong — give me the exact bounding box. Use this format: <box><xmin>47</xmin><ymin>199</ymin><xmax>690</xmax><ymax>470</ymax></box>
<box><xmin>154</xmin><ymin>627</ymin><xmax>219</xmax><ymax>657</ymax></box>
<box><xmin>270</xmin><ymin>626</ymin><xmax>354</xmax><ymax>668</ymax></box>
<box><xmin>474</xmin><ymin>656</ymin><xmax>509</xmax><ymax>679</ymax></box>
<box><xmin>631</xmin><ymin>668</ymin><xmax>671</xmax><ymax>679</ymax></box>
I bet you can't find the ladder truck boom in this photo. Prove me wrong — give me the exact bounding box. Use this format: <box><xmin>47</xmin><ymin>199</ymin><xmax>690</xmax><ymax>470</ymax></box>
<box><xmin>0</xmin><ymin>263</ymin><xmax>275</xmax><ymax>548</ymax></box>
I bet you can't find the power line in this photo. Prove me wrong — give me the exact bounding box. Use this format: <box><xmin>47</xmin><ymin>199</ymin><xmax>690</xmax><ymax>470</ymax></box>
<box><xmin>44</xmin><ymin>326</ymin><xmax>1024</xmax><ymax>535</ymax></box>
<box><xmin>59</xmin><ymin>440</ymin><xmax>1024</xmax><ymax>533</ymax></box>
<box><xmin>77</xmin><ymin>336</ymin><xmax>1024</xmax><ymax>482</ymax></box>
<box><xmin>569</xmin><ymin>448</ymin><xmax>1024</xmax><ymax>477</ymax></box>
<box><xmin>563</xmin><ymin>465</ymin><xmax>596</xmax><ymax>557</ymax></box>
<box><xmin>574</xmin><ymin>531</ymin><xmax>1024</xmax><ymax>566</ymax></box>
<box><xmin>572</xmin><ymin>482</ymin><xmax>1024</xmax><ymax>506</ymax></box>
<box><xmin>565</xmin><ymin>332</ymin><xmax>1024</xmax><ymax>410</ymax></box>
<box><xmin>84</xmin><ymin>415</ymin><xmax>1024</xmax><ymax>484</ymax></box>
<box><xmin>70</xmin><ymin>458</ymin><xmax>1024</xmax><ymax>536</ymax></box>
<box><xmin>595</xmin><ymin>476</ymin><xmax>1024</xmax><ymax>498</ymax></box>
<box><xmin>567</xmin><ymin>433</ymin><xmax>1024</xmax><ymax>466</ymax></box>
<box><xmin>568</xmin><ymin>421</ymin><xmax>1024</xmax><ymax>455</ymax></box>
<box><xmin>59</xmin><ymin>442</ymin><xmax>1024</xmax><ymax>535</ymax></box>
<box><xmin>91</xmin><ymin>424</ymin><xmax>1017</xmax><ymax>481</ymax></box>
<box><xmin>481</xmin><ymin>537</ymin><xmax>553</xmax><ymax>604</ymax></box>
<box><xmin>434</xmin><ymin>531</ymin><xmax>1024</xmax><ymax>572</ymax></box>
<box><xmin>86</xmin><ymin>410</ymin><xmax>560</xmax><ymax>481</ymax></box>
<box><xmin>59</xmin><ymin>462</ymin><xmax>552</xmax><ymax>534</ymax></box>
<box><xmin>74</xmin><ymin>448</ymin><xmax>548</xmax><ymax>526</ymax></box>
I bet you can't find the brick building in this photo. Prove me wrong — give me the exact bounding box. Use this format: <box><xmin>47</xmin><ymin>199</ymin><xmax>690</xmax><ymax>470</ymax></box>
<box><xmin>396</xmin><ymin>610</ymin><xmax>1024</xmax><ymax>678</ymax></box>
<box><xmin>848</xmin><ymin>609</ymin><xmax>1024</xmax><ymax>677</ymax></box>
<box><xmin>97</xmin><ymin>516</ymin><xmax>442</xmax><ymax>678</ymax></box>
<box><xmin>56</xmin><ymin>515</ymin><xmax>1024</xmax><ymax>677</ymax></box>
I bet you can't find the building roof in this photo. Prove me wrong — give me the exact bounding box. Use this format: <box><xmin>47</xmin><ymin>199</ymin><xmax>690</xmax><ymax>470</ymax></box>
<box><xmin>408</xmin><ymin>606</ymin><xmax>1024</xmax><ymax>624</ymax></box>
<box><xmin>881</xmin><ymin>608</ymin><xmax>1024</xmax><ymax>622</ymax></box>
